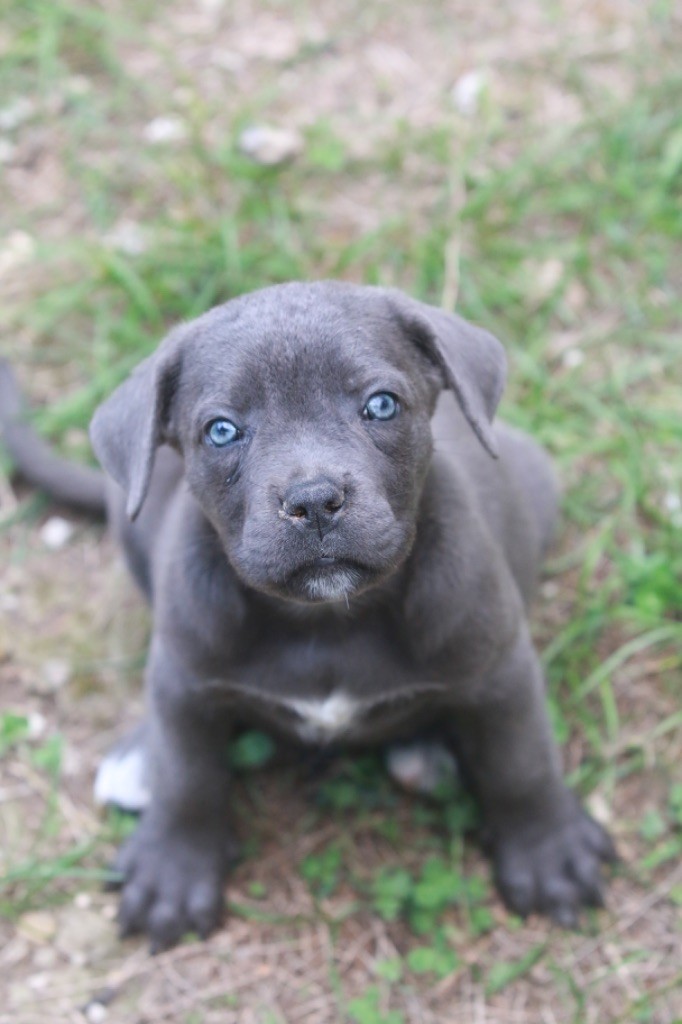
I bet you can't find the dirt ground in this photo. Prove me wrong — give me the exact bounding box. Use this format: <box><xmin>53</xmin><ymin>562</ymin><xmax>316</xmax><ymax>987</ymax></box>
<box><xmin>1</xmin><ymin>1</ymin><xmax>680</xmax><ymax>1022</ymax></box>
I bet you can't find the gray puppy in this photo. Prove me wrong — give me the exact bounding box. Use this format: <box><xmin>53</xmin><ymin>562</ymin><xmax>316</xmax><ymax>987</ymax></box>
<box><xmin>0</xmin><ymin>281</ymin><xmax>616</xmax><ymax>950</ymax></box>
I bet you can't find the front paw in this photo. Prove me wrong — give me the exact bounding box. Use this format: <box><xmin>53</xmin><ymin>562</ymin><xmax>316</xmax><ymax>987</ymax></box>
<box><xmin>111</xmin><ymin>815</ymin><xmax>236</xmax><ymax>951</ymax></box>
<box><xmin>492</xmin><ymin>795</ymin><xmax>618</xmax><ymax>928</ymax></box>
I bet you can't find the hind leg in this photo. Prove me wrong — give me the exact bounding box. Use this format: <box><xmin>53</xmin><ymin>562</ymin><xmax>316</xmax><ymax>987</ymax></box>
<box><xmin>386</xmin><ymin>738</ymin><xmax>460</xmax><ymax>796</ymax></box>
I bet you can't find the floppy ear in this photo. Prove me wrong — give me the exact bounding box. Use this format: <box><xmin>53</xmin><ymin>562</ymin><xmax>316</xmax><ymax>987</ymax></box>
<box><xmin>385</xmin><ymin>290</ymin><xmax>507</xmax><ymax>457</ymax></box>
<box><xmin>89</xmin><ymin>331</ymin><xmax>184</xmax><ymax>520</ymax></box>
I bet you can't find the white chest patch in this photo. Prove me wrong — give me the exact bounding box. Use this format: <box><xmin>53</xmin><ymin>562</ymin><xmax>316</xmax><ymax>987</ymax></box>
<box><xmin>283</xmin><ymin>691</ymin><xmax>361</xmax><ymax>742</ymax></box>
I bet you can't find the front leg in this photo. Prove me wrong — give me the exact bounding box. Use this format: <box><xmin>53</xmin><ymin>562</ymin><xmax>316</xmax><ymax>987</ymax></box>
<box><xmin>451</xmin><ymin>627</ymin><xmax>617</xmax><ymax>926</ymax></box>
<box><xmin>113</xmin><ymin>637</ymin><xmax>236</xmax><ymax>951</ymax></box>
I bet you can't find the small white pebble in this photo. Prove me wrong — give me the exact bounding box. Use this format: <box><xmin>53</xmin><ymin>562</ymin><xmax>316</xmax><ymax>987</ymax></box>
<box><xmin>40</xmin><ymin>516</ymin><xmax>74</xmax><ymax>549</ymax></box>
<box><xmin>102</xmin><ymin>220</ymin><xmax>147</xmax><ymax>256</ymax></box>
<box><xmin>0</xmin><ymin>591</ymin><xmax>19</xmax><ymax>612</ymax></box>
<box><xmin>27</xmin><ymin>712</ymin><xmax>47</xmax><ymax>739</ymax></box>
<box><xmin>197</xmin><ymin>0</ymin><xmax>225</xmax><ymax>12</ymax></box>
<box><xmin>0</xmin><ymin>97</ymin><xmax>35</xmax><ymax>131</ymax></box>
<box><xmin>536</xmin><ymin>258</ymin><xmax>564</xmax><ymax>294</ymax></box>
<box><xmin>238</xmin><ymin>125</ymin><xmax>303</xmax><ymax>166</ymax></box>
<box><xmin>74</xmin><ymin>892</ymin><xmax>92</xmax><ymax>910</ymax></box>
<box><xmin>85</xmin><ymin>1003</ymin><xmax>108</xmax><ymax>1024</ymax></box>
<box><xmin>0</xmin><ymin>138</ymin><xmax>15</xmax><ymax>163</ymax></box>
<box><xmin>562</xmin><ymin>347</ymin><xmax>585</xmax><ymax>369</ymax></box>
<box><xmin>0</xmin><ymin>230</ymin><xmax>35</xmax><ymax>276</ymax></box>
<box><xmin>41</xmin><ymin>658</ymin><xmax>71</xmax><ymax>691</ymax></box>
<box><xmin>1</xmin><ymin>937</ymin><xmax>30</xmax><ymax>966</ymax></box>
<box><xmin>451</xmin><ymin>70</ymin><xmax>486</xmax><ymax>116</ymax></box>
<box><xmin>143</xmin><ymin>116</ymin><xmax>187</xmax><ymax>144</ymax></box>
<box><xmin>211</xmin><ymin>48</ymin><xmax>246</xmax><ymax>73</ymax></box>
<box><xmin>65</xmin><ymin>75</ymin><xmax>92</xmax><ymax>97</ymax></box>
<box><xmin>32</xmin><ymin>947</ymin><xmax>57</xmax><ymax>968</ymax></box>
<box><xmin>663</xmin><ymin>491</ymin><xmax>681</xmax><ymax>512</ymax></box>
<box><xmin>663</xmin><ymin>491</ymin><xmax>682</xmax><ymax>526</ymax></box>
<box><xmin>27</xmin><ymin>972</ymin><xmax>49</xmax><ymax>991</ymax></box>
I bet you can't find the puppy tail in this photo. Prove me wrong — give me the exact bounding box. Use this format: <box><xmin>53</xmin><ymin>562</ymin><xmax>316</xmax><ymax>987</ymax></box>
<box><xmin>0</xmin><ymin>359</ymin><xmax>106</xmax><ymax>516</ymax></box>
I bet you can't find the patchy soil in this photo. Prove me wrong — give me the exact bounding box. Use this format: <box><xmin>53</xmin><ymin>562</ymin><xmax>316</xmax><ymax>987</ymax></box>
<box><xmin>0</xmin><ymin>513</ymin><xmax>679</xmax><ymax>1024</ymax></box>
<box><xmin>1</xmin><ymin>1</ymin><xmax>680</xmax><ymax>1022</ymax></box>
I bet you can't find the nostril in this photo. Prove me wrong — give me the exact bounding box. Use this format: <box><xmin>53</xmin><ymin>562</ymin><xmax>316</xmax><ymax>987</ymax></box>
<box><xmin>282</xmin><ymin>478</ymin><xmax>346</xmax><ymax>529</ymax></box>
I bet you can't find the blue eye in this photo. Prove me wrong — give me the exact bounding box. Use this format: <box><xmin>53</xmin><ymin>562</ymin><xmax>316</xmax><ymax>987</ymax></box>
<box><xmin>205</xmin><ymin>418</ymin><xmax>240</xmax><ymax>447</ymax></box>
<box><xmin>363</xmin><ymin>392</ymin><xmax>399</xmax><ymax>421</ymax></box>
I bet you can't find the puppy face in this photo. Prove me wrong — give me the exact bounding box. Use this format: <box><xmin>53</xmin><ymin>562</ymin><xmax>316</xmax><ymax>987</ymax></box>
<box><xmin>90</xmin><ymin>282</ymin><xmax>506</xmax><ymax>604</ymax></box>
<box><xmin>176</xmin><ymin>306</ymin><xmax>438</xmax><ymax>601</ymax></box>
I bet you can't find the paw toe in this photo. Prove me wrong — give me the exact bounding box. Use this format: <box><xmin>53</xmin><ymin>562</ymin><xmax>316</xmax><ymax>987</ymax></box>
<box><xmin>566</xmin><ymin>853</ymin><xmax>605</xmax><ymax>907</ymax></box>
<box><xmin>148</xmin><ymin>900</ymin><xmax>188</xmax><ymax>954</ymax></box>
<box><xmin>539</xmin><ymin>876</ymin><xmax>582</xmax><ymax>927</ymax></box>
<box><xmin>584</xmin><ymin>815</ymin><xmax>619</xmax><ymax>862</ymax></box>
<box><xmin>548</xmin><ymin>901</ymin><xmax>579</xmax><ymax>929</ymax></box>
<box><xmin>103</xmin><ymin>860</ymin><xmax>126</xmax><ymax>892</ymax></box>
<box><xmin>493</xmin><ymin>803</ymin><xmax>617</xmax><ymax>926</ymax></box>
<box><xmin>498</xmin><ymin>869</ymin><xmax>536</xmax><ymax>918</ymax></box>
<box><xmin>186</xmin><ymin>881</ymin><xmax>224</xmax><ymax>938</ymax></box>
<box><xmin>119</xmin><ymin>882</ymin><xmax>154</xmax><ymax>937</ymax></box>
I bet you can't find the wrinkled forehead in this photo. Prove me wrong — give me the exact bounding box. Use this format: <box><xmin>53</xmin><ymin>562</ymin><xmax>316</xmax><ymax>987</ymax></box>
<box><xmin>176</xmin><ymin>295</ymin><xmax>425</xmax><ymax>415</ymax></box>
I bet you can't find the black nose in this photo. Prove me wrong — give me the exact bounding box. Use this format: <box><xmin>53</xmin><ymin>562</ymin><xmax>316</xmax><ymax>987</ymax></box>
<box><xmin>281</xmin><ymin>477</ymin><xmax>346</xmax><ymax>536</ymax></box>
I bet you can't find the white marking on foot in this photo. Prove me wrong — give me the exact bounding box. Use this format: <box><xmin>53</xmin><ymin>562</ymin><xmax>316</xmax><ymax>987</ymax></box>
<box><xmin>94</xmin><ymin>745</ymin><xmax>150</xmax><ymax>811</ymax></box>
<box><xmin>386</xmin><ymin>741</ymin><xmax>459</xmax><ymax>794</ymax></box>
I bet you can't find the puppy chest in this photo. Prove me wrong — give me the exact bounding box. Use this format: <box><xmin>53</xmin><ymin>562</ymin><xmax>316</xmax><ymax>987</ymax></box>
<box><xmin>228</xmin><ymin>685</ymin><xmax>442</xmax><ymax>745</ymax></box>
<box><xmin>216</xmin><ymin>639</ymin><xmax>446</xmax><ymax>744</ymax></box>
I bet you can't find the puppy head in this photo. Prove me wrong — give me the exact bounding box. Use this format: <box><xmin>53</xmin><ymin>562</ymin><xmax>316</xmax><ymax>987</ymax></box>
<box><xmin>90</xmin><ymin>282</ymin><xmax>506</xmax><ymax>603</ymax></box>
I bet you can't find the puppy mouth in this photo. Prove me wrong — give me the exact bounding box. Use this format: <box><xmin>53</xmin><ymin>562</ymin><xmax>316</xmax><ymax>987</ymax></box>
<box><xmin>285</xmin><ymin>557</ymin><xmax>372</xmax><ymax>603</ymax></box>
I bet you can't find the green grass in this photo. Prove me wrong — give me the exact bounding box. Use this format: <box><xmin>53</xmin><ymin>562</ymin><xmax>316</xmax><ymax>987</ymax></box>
<box><xmin>0</xmin><ymin>1</ymin><xmax>680</xmax><ymax>1020</ymax></box>
<box><xmin>0</xmin><ymin>714</ymin><xmax>107</xmax><ymax>916</ymax></box>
